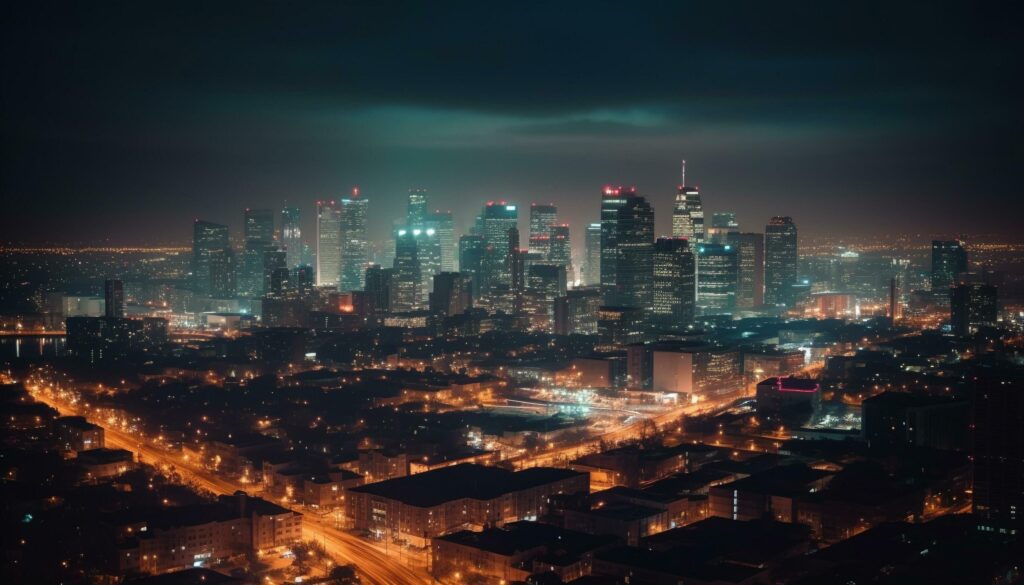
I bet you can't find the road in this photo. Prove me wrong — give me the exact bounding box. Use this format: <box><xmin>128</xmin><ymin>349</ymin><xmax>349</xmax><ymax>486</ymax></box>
<box><xmin>29</xmin><ymin>387</ymin><xmax>433</xmax><ymax>585</ymax></box>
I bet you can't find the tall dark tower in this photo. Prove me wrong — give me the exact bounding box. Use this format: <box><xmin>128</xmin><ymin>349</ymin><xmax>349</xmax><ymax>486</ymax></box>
<box><xmin>600</xmin><ymin>186</ymin><xmax>654</xmax><ymax>308</ymax></box>
<box><xmin>192</xmin><ymin>220</ymin><xmax>230</xmax><ymax>295</ymax></box>
<box><xmin>972</xmin><ymin>363</ymin><xmax>1024</xmax><ymax>539</ymax></box>
<box><xmin>104</xmin><ymin>279</ymin><xmax>124</xmax><ymax>319</ymax></box>
<box><xmin>931</xmin><ymin>239</ymin><xmax>968</xmax><ymax>292</ymax></box>
<box><xmin>764</xmin><ymin>216</ymin><xmax>798</xmax><ymax>307</ymax></box>
<box><xmin>651</xmin><ymin>237</ymin><xmax>696</xmax><ymax>330</ymax></box>
<box><xmin>508</xmin><ymin>226</ymin><xmax>524</xmax><ymax>314</ymax></box>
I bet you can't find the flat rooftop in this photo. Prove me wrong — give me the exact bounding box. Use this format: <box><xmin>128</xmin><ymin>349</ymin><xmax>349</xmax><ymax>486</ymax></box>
<box><xmin>349</xmin><ymin>463</ymin><xmax>585</xmax><ymax>507</ymax></box>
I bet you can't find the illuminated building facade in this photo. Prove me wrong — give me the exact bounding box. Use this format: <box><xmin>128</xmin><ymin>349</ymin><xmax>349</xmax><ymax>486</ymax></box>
<box><xmin>459</xmin><ymin>234</ymin><xmax>485</xmax><ymax>296</ymax></box>
<box><xmin>554</xmin><ymin>288</ymin><xmax>601</xmax><ymax>335</ymax></box>
<box><xmin>407</xmin><ymin>188</ymin><xmax>428</xmax><ymax>227</ymax></box>
<box><xmin>931</xmin><ymin>239</ymin><xmax>968</xmax><ymax>291</ymax></box>
<box><xmin>548</xmin><ymin>224</ymin><xmax>572</xmax><ymax>275</ymax></box>
<box><xmin>651</xmin><ymin>237</ymin><xmax>696</xmax><ymax>330</ymax></box>
<box><xmin>529</xmin><ymin>203</ymin><xmax>558</xmax><ymax>256</ymax></box>
<box><xmin>597</xmin><ymin>306</ymin><xmax>646</xmax><ymax>349</ymax></box>
<box><xmin>391</xmin><ymin>229</ymin><xmax>421</xmax><ymax>311</ymax></box>
<box><xmin>480</xmin><ymin>201</ymin><xmax>519</xmax><ymax>294</ymax></box>
<box><xmin>600</xmin><ymin>187</ymin><xmax>654</xmax><ymax>308</ymax></box>
<box><xmin>696</xmin><ymin>243</ymin><xmax>738</xmax><ymax>314</ymax></box>
<box><xmin>241</xmin><ymin>208</ymin><xmax>274</xmax><ymax>297</ymax></box>
<box><xmin>316</xmin><ymin>200</ymin><xmax>342</xmax><ymax>287</ymax></box>
<box><xmin>764</xmin><ymin>216</ymin><xmax>798</xmax><ymax>307</ymax></box>
<box><xmin>281</xmin><ymin>205</ymin><xmax>303</xmax><ymax>268</ymax></box>
<box><xmin>950</xmin><ymin>282</ymin><xmax>997</xmax><ymax>335</ymax></box>
<box><xmin>728</xmin><ymin>232</ymin><xmax>764</xmax><ymax>309</ymax></box>
<box><xmin>584</xmin><ymin>222</ymin><xmax>601</xmax><ymax>287</ymax></box>
<box><xmin>192</xmin><ymin>220</ymin><xmax>230</xmax><ymax>295</ymax></box>
<box><xmin>340</xmin><ymin>189</ymin><xmax>368</xmax><ymax>291</ymax></box>
<box><xmin>672</xmin><ymin>164</ymin><xmax>704</xmax><ymax>242</ymax></box>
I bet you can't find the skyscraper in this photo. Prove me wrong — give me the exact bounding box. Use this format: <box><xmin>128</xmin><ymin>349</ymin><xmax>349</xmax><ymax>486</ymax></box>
<box><xmin>459</xmin><ymin>235</ymin><xmax>485</xmax><ymax>298</ymax></box>
<box><xmin>391</xmin><ymin>229</ymin><xmax>421</xmax><ymax>312</ymax></box>
<box><xmin>528</xmin><ymin>203</ymin><xmax>558</xmax><ymax>256</ymax></box>
<box><xmin>429</xmin><ymin>210</ymin><xmax>456</xmax><ymax>272</ymax></box>
<box><xmin>316</xmin><ymin>200</ymin><xmax>342</xmax><ymax>287</ymax></box>
<box><xmin>651</xmin><ymin>237</ymin><xmax>696</xmax><ymax>330</ymax></box>
<box><xmin>600</xmin><ymin>186</ymin><xmax>654</xmax><ymax>308</ymax></box>
<box><xmin>430</xmin><ymin>272</ymin><xmax>474</xmax><ymax>317</ymax></box>
<box><xmin>340</xmin><ymin>189</ymin><xmax>368</xmax><ymax>291</ymax></box>
<box><xmin>554</xmin><ymin>289</ymin><xmax>601</xmax><ymax>335</ymax></box>
<box><xmin>262</xmin><ymin>247</ymin><xmax>289</xmax><ymax>298</ymax></box>
<box><xmin>707</xmin><ymin>212</ymin><xmax>739</xmax><ymax>244</ymax></box>
<box><xmin>208</xmin><ymin>248</ymin><xmax>237</xmax><ymax>298</ymax></box>
<box><xmin>241</xmin><ymin>208</ymin><xmax>275</xmax><ymax>297</ymax></box>
<box><xmin>281</xmin><ymin>205</ymin><xmax>303</xmax><ymax>269</ymax></box>
<box><xmin>480</xmin><ymin>201</ymin><xmax>519</xmax><ymax>294</ymax></box>
<box><xmin>697</xmin><ymin>243</ymin><xmax>739</xmax><ymax>313</ymax></box>
<box><xmin>525</xmin><ymin>263</ymin><xmax>567</xmax><ymax>330</ymax></box>
<box><xmin>407</xmin><ymin>188</ymin><xmax>428</xmax><ymax>227</ymax></box>
<box><xmin>671</xmin><ymin>162</ymin><xmax>704</xmax><ymax>242</ymax></box>
<box><xmin>547</xmin><ymin>224</ymin><xmax>572</xmax><ymax>274</ymax></box>
<box><xmin>764</xmin><ymin>216</ymin><xmax>798</xmax><ymax>307</ymax></box>
<box><xmin>972</xmin><ymin>364</ymin><xmax>1024</xmax><ymax>537</ymax></box>
<box><xmin>364</xmin><ymin>264</ymin><xmax>393</xmax><ymax>317</ymax></box>
<box><xmin>931</xmin><ymin>239</ymin><xmax>968</xmax><ymax>291</ymax></box>
<box><xmin>584</xmin><ymin>222</ymin><xmax>601</xmax><ymax>287</ymax></box>
<box><xmin>728</xmin><ymin>232</ymin><xmax>765</xmax><ymax>309</ymax></box>
<box><xmin>950</xmin><ymin>282</ymin><xmax>998</xmax><ymax>336</ymax></box>
<box><xmin>507</xmin><ymin>226</ymin><xmax>525</xmax><ymax>315</ymax></box>
<box><xmin>192</xmin><ymin>220</ymin><xmax>230</xmax><ymax>295</ymax></box>
<box><xmin>104</xmin><ymin>279</ymin><xmax>124</xmax><ymax>319</ymax></box>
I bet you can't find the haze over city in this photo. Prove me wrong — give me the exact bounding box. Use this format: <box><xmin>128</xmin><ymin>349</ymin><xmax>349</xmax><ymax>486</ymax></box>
<box><xmin>3</xmin><ymin>1</ymin><xmax>1023</xmax><ymax>244</ymax></box>
<box><xmin>2</xmin><ymin>3</ymin><xmax>1023</xmax><ymax>585</ymax></box>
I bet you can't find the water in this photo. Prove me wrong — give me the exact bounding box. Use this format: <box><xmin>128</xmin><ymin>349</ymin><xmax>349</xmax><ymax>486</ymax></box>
<box><xmin>0</xmin><ymin>336</ymin><xmax>66</xmax><ymax>360</ymax></box>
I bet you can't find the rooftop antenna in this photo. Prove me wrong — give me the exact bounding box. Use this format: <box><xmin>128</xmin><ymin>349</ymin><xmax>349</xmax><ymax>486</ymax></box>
<box><xmin>681</xmin><ymin>159</ymin><xmax>687</xmax><ymax>187</ymax></box>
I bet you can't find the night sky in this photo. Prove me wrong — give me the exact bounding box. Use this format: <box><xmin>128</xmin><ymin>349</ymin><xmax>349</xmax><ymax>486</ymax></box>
<box><xmin>2</xmin><ymin>1</ymin><xmax>1022</xmax><ymax>245</ymax></box>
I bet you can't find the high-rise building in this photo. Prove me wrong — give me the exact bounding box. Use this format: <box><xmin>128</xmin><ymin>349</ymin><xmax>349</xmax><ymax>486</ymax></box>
<box><xmin>459</xmin><ymin>235</ymin><xmax>485</xmax><ymax>297</ymax></box>
<box><xmin>104</xmin><ymin>279</ymin><xmax>124</xmax><ymax>319</ymax></box>
<box><xmin>340</xmin><ymin>189</ymin><xmax>368</xmax><ymax>291</ymax></box>
<box><xmin>889</xmin><ymin>276</ymin><xmax>903</xmax><ymax>325</ymax></box>
<box><xmin>584</xmin><ymin>222</ymin><xmax>601</xmax><ymax>287</ymax></box>
<box><xmin>950</xmin><ymin>282</ymin><xmax>998</xmax><ymax>335</ymax></box>
<box><xmin>407</xmin><ymin>188</ymin><xmax>429</xmax><ymax>228</ymax></box>
<box><xmin>364</xmin><ymin>264</ymin><xmax>393</xmax><ymax>317</ymax></box>
<box><xmin>507</xmin><ymin>226</ymin><xmax>525</xmax><ymax>315</ymax></box>
<box><xmin>405</xmin><ymin>227</ymin><xmax>443</xmax><ymax>302</ymax></box>
<box><xmin>728</xmin><ymin>232</ymin><xmax>764</xmax><ymax>309</ymax></box>
<box><xmin>671</xmin><ymin>162</ymin><xmax>704</xmax><ymax>242</ymax></box>
<box><xmin>430</xmin><ymin>272</ymin><xmax>474</xmax><ymax>317</ymax></box>
<box><xmin>931</xmin><ymin>240</ymin><xmax>968</xmax><ymax>291</ymax></box>
<box><xmin>525</xmin><ymin>263</ymin><xmax>567</xmax><ymax>330</ymax></box>
<box><xmin>529</xmin><ymin>203</ymin><xmax>558</xmax><ymax>256</ymax></box>
<box><xmin>697</xmin><ymin>243</ymin><xmax>739</xmax><ymax>314</ymax></box>
<box><xmin>480</xmin><ymin>201</ymin><xmax>519</xmax><ymax>294</ymax></box>
<box><xmin>600</xmin><ymin>186</ymin><xmax>654</xmax><ymax>308</ymax></box>
<box><xmin>764</xmin><ymin>216</ymin><xmax>798</xmax><ymax>307</ymax></box>
<box><xmin>208</xmin><ymin>248</ymin><xmax>237</xmax><ymax>298</ymax></box>
<box><xmin>281</xmin><ymin>206</ymin><xmax>303</xmax><ymax>269</ymax></box>
<box><xmin>316</xmin><ymin>200</ymin><xmax>342</xmax><ymax>287</ymax></box>
<box><xmin>972</xmin><ymin>364</ymin><xmax>1024</xmax><ymax>537</ymax></box>
<box><xmin>241</xmin><ymin>208</ymin><xmax>275</xmax><ymax>297</ymax></box>
<box><xmin>391</xmin><ymin>229</ymin><xmax>421</xmax><ymax>312</ymax></box>
<box><xmin>651</xmin><ymin>237</ymin><xmax>696</xmax><ymax>330</ymax></box>
<box><xmin>429</xmin><ymin>210</ymin><xmax>456</xmax><ymax>272</ymax></box>
<box><xmin>192</xmin><ymin>220</ymin><xmax>230</xmax><ymax>295</ymax></box>
<box><xmin>547</xmin><ymin>224</ymin><xmax>572</xmax><ymax>274</ymax></box>
<box><xmin>597</xmin><ymin>306</ymin><xmax>646</xmax><ymax>349</ymax></box>
<box><xmin>707</xmin><ymin>212</ymin><xmax>738</xmax><ymax>244</ymax></box>
<box><xmin>554</xmin><ymin>288</ymin><xmax>601</xmax><ymax>335</ymax></box>
<box><xmin>262</xmin><ymin>247</ymin><xmax>289</xmax><ymax>298</ymax></box>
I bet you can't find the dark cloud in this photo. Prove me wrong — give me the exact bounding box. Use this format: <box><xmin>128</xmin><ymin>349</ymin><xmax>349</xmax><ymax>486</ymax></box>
<box><xmin>2</xmin><ymin>0</ymin><xmax>1022</xmax><ymax>244</ymax></box>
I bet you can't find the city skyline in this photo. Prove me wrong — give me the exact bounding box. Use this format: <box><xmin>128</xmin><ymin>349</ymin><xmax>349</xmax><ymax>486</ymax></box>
<box><xmin>3</xmin><ymin>2</ymin><xmax>1023</xmax><ymax>245</ymax></box>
